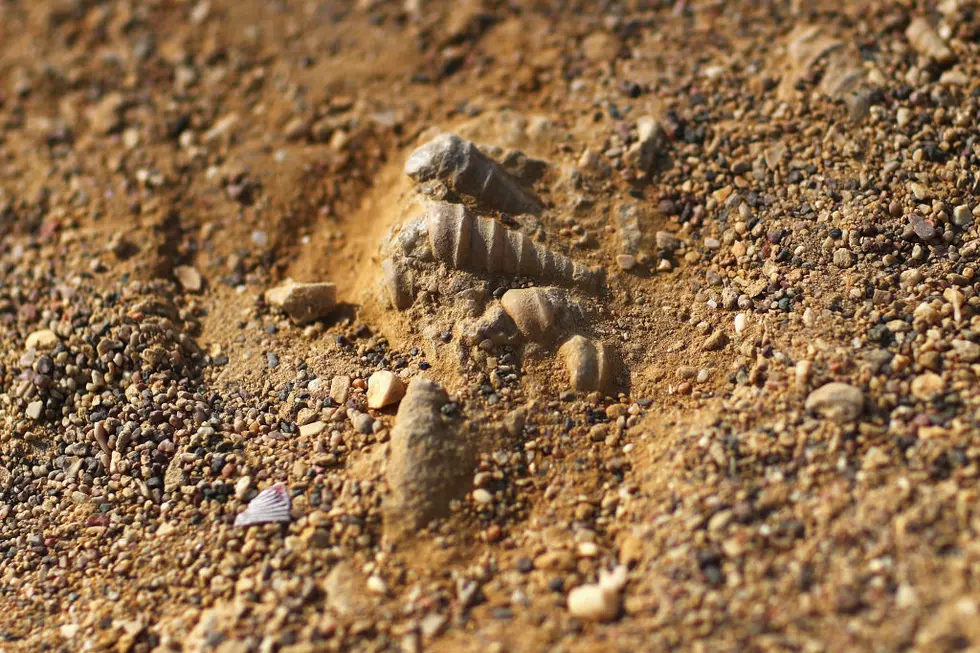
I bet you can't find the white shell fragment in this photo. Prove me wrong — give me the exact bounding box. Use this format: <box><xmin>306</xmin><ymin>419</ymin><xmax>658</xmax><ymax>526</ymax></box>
<box><xmin>234</xmin><ymin>483</ymin><xmax>291</xmax><ymax>527</ymax></box>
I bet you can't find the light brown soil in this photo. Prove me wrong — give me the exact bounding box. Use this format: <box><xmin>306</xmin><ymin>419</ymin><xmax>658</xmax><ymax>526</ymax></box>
<box><xmin>3</xmin><ymin>1</ymin><xmax>980</xmax><ymax>652</ymax></box>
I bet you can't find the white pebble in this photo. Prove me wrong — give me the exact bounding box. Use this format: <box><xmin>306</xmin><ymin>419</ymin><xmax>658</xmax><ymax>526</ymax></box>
<box><xmin>734</xmin><ymin>313</ymin><xmax>747</xmax><ymax>334</ymax></box>
<box><xmin>366</xmin><ymin>575</ymin><xmax>388</xmax><ymax>595</ymax></box>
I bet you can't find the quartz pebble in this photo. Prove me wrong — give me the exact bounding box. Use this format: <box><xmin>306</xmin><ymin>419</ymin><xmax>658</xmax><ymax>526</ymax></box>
<box><xmin>567</xmin><ymin>566</ymin><xmax>628</xmax><ymax>622</ymax></box>
<box><xmin>906</xmin><ymin>17</ymin><xmax>955</xmax><ymax>65</ymax></box>
<box><xmin>367</xmin><ymin>371</ymin><xmax>406</xmax><ymax>409</ymax></box>
<box><xmin>26</xmin><ymin>400</ymin><xmax>43</xmax><ymax>420</ymax></box>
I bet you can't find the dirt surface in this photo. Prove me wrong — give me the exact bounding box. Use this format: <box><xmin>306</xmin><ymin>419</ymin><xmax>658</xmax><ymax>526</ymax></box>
<box><xmin>4</xmin><ymin>0</ymin><xmax>980</xmax><ymax>651</ymax></box>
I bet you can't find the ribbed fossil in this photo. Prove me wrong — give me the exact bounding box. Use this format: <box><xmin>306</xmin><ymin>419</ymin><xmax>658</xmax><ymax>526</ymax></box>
<box><xmin>404</xmin><ymin>133</ymin><xmax>542</xmax><ymax>215</ymax></box>
<box><xmin>426</xmin><ymin>202</ymin><xmax>603</xmax><ymax>292</ymax></box>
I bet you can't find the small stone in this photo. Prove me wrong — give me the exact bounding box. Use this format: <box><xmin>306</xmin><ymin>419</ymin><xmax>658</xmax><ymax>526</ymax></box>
<box><xmin>559</xmin><ymin>336</ymin><xmax>612</xmax><ymax>393</ymax></box>
<box><xmin>953</xmin><ymin>205</ymin><xmax>972</xmax><ymax>227</ymax></box>
<box><xmin>833</xmin><ymin>248</ymin><xmax>855</xmax><ymax>268</ymax></box>
<box><xmin>266</xmin><ymin>280</ymin><xmax>338</xmax><ymax>325</ymax></box>
<box><xmin>616</xmin><ymin>254</ymin><xmax>636</xmax><ymax>271</ymax></box>
<box><xmin>909</xmin><ymin>213</ymin><xmax>936</xmax><ymax>240</ymax></box>
<box><xmin>367</xmin><ymin>371</ymin><xmax>406</xmax><ymax>409</ymax></box>
<box><xmin>26</xmin><ymin>329</ymin><xmax>60</xmax><ymax>351</ymax></box>
<box><xmin>420</xmin><ymin>614</ymin><xmax>448</xmax><ymax>639</ymax></box>
<box><xmin>911</xmin><ymin>373</ymin><xmax>944</xmax><ymax>401</ymax></box>
<box><xmin>384</xmin><ymin>379</ymin><xmax>473</xmax><ymax>537</ymax></box>
<box><xmin>704</xmin><ymin>331</ymin><xmax>728</xmax><ymax>351</ymax></box>
<box><xmin>734</xmin><ymin>313</ymin><xmax>747</xmax><ymax>334</ymax></box>
<box><xmin>896</xmin><ymin>107</ymin><xmax>912</xmax><ymax>128</ymax></box>
<box><xmin>567</xmin><ymin>566</ymin><xmax>627</xmax><ymax>622</ymax></box>
<box><xmin>299</xmin><ymin>421</ymin><xmax>327</xmax><ymax>437</ymax></box>
<box><xmin>330</xmin><ymin>375</ymin><xmax>351</xmax><ymax>405</ymax></box>
<box><xmin>350</xmin><ymin>411</ymin><xmax>374</xmax><ymax>434</ymax></box>
<box><xmin>655</xmin><ymin>231</ymin><xmax>681</xmax><ymax>252</ymax></box>
<box><xmin>89</xmin><ymin>92</ymin><xmax>125</xmax><ymax>134</ymax></box>
<box><xmin>906</xmin><ymin>17</ymin><xmax>955</xmax><ymax>65</ymax></box>
<box><xmin>26</xmin><ymin>400</ymin><xmax>43</xmax><ymax>420</ymax></box>
<box><xmin>366</xmin><ymin>575</ymin><xmax>388</xmax><ymax>595</ymax></box>
<box><xmin>909</xmin><ymin>183</ymin><xmax>932</xmax><ymax>201</ymax></box>
<box><xmin>174</xmin><ymin>265</ymin><xmax>203</xmax><ymax>292</ymax></box>
<box><xmin>624</xmin><ymin>116</ymin><xmax>666</xmax><ymax>173</ymax></box>
<box><xmin>472</xmin><ymin>489</ymin><xmax>493</xmax><ymax>505</ymax></box>
<box><xmin>805</xmin><ymin>382</ymin><xmax>864</xmax><ymax>423</ymax></box>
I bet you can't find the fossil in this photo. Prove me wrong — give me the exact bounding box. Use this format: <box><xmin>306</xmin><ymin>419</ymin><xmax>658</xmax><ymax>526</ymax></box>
<box><xmin>404</xmin><ymin>133</ymin><xmax>542</xmax><ymax>215</ymax></box>
<box><xmin>426</xmin><ymin>202</ymin><xmax>603</xmax><ymax>292</ymax></box>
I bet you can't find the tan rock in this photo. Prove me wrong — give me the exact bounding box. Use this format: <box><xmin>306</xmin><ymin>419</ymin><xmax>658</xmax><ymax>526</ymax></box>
<box><xmin>805</xmin><ymin>382</ymin><xmax>864</xmax><ymax>423</ymax></box>
<box><xmin>367</xmin><ymin>371</ymin><xmax>406</xmax><ymax>409</ymax></box>
<box><xmin>266</xmin><ymin>280</ymin><xmax>338</xmax><ymax>325</ymax></box>
<box><xmin>911</xmin><ymin>372</ymin><xmax>944</xmax><ymax>402</ymax></box>
<box><xmin>559</xmin><ymin>336</ymin><xmax>612</xmax><ymax>393</ymax></box>
<box><xmin>174</xmin><ymin>265</ymin><xmax>203</xmax><ymax>292</ymax></box>
<box><xmin>384</xmin><ymin>378</ymin><xmax>473</xmax><ymax>537</ymax></box>
<box><xmin>26</xmin><ymin>329</ymin><xmax>60</xmax><ymax>351</ymax></box>
<box><xmin>567</xmin><ymin>566</ymin><xmax>628</xmax><ymax>622</ymax></box>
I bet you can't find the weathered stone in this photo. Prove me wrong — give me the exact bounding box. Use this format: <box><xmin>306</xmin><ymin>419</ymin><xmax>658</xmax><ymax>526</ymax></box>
<box><xmin>266</xmin><ymin>280</ymin><xmax>338</xmax><ymax>325</ymax></box>
<box><xmin>384</xmin><ymin>379</ymin><xmax>472</xmax><ymax>537</ymax></box>
<box><xmin>805</xmin><ymin>382</ymin><xmax>864</xmax><ymax>423</ymax></box>
<box><xmin>559</xmin><ymin>336</ymin><xmax>612</xmax><ymax>393</ymax></box>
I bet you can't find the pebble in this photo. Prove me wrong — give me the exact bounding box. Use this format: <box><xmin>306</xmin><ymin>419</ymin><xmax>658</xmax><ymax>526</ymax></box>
<box><xmin>25</xmin><ymin>329</ymin><xmax>60</xmax><ymax>350</ymax></box>
<box><xmin>655</xmin><ymin>231</ymin><xmax>681</xmax><ymax>252</ymax></box>
<box><xmin>298</xmin><ymin>421</ymin><xmax>327</xmax><ymax>437</ymax></box>
<box><xmin>734</xmin><ymin>313</ymin><xmax>747</xmax><ymax>334</ymax></box>
<box><xmin>174</xmin><ymin>265</ymin><xmax>203</xmax><ymax>292</ymax></box>
<box><xmin>567</xmin><ymin>566</ymin><xmax>627</xmax><ymax>622</ymax></box>
<box><xmin>366</xmin><ymin>575</ymin><xmax>388</xmax><ymax>595</ymax></box>
<box><xmin>558</xmin><ymin>336</ymin><xmax>612</xmax><ymax>393</ymax></box>
<box><xmin>906</xmin><ymin>17</ymin><xmax>955</xmax><ymax>65</ymax></box>
<box><xmin>953</xmin><ymin>205</ymin><xmax>972</xmax><ymax>227</ymax></box>
<box><xmin>616</xmin><ymin>254</ymin><xmax>637</xmax><ymax>271</ymax></box>
<box><xmin>909</xmin><ymin>213</ymin><xmax>936</xmax><ymax>241</ymax></box>
<box><xmin>911</xmin><ymin>373</ymin><xmax>944</xmax><ymax>401</ymax></box>
<box><xmin>26</xmin><ymin>400</ymin><xmax>43</xmax><ymax>420</ymax></box>
<box><xmin>472</xmin><ymin>489</ymin><xmax>493</xmax><ymax>504</ymax></box>
<box><xmin>265</xmin><ymin>280</ymin><xmax>338</xmax><ymax>325</ymax></box>
<box><xmin>805</xmin><ymin>382</ymin><xmax>864</xmax><ymax>423</ymax></box>
<box><xmin>367</xmin><ymin>371</ymin><xmax>406</xmax><ymax>409</ymax></box>
<box><xmin>703</xmin><ymin>331</ymin><xmax>728</xmax><ymax>351</ymax></box>
<box><xmin>330</xmin><ymin>375</ymin><xmax>351</xmax><ymax>405</ymax></box>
